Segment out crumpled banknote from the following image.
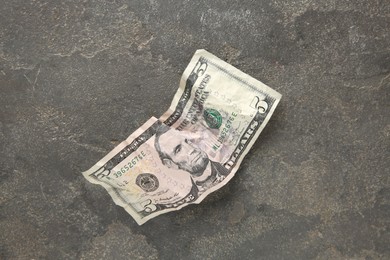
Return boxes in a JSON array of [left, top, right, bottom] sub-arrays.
[[83, 50, 281, 225]]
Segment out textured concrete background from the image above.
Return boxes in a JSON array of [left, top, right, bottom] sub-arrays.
[[1, 0, 389, 259]]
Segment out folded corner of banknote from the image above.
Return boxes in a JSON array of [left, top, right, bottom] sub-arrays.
[[82, 49, 281, 225]]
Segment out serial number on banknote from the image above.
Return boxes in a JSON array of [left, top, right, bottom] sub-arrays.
[[113, 151, 147, 178]]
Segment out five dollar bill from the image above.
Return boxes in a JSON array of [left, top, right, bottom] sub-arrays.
[[83, 49, 281, 225]]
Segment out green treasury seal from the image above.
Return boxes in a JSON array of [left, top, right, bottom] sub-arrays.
[[203, 108, 222, 129]]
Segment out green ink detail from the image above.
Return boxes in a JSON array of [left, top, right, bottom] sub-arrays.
[[203, 108, 222, 129]]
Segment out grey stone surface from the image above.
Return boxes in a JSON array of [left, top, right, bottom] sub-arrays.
[[0, 0, 389, 259]]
